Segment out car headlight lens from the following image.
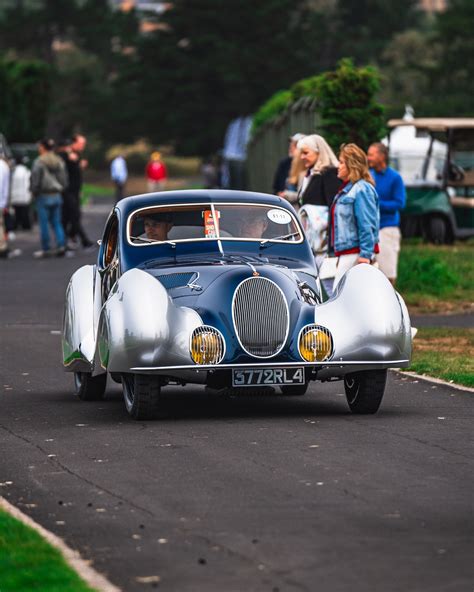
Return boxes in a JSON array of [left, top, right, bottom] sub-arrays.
[[299, 325, 333, 362], [190, 326, 225, 365]]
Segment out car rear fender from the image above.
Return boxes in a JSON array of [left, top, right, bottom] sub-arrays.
[[62, 265, 99, 373]]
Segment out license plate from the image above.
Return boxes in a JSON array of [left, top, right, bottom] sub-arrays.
[[232, 367, 304, 387]]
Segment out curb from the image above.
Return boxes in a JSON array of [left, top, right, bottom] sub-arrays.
[[0, 497, 121, 592], [392, 369, 474, 393]]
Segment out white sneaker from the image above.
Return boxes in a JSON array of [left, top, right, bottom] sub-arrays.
[[411, 327, 418, 339], [33, 250, 52, 259], [7, 248, 22, 258]]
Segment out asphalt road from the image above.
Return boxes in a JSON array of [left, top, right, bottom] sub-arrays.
[[410, 313, 474, 329], [1, 200, 472, 592]]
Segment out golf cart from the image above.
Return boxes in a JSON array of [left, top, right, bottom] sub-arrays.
[[387, 117, 474, 244]]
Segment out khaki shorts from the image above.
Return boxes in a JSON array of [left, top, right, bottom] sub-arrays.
[[376, 226, 401, 280]]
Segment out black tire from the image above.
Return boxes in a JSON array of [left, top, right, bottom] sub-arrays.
[[74, 372, 107, 401], [122, 373, 161, 420], [344, 370, 387, 414], [280, 383, 309, 396], [426, 215, 447, 245]]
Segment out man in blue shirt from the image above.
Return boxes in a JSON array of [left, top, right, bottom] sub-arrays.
[[368, 142, 406, 286], [110, 154, 128, 204]]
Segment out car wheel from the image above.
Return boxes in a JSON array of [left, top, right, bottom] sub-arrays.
[[122, 373, 161, 420], [426, 215, 447, 244], [74, 372, 107, 401], [280, 383, 309, 396], [344, 370, 387, 414]]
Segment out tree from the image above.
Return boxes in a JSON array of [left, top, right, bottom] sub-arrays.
[[379, 29, 438, 118], [132, 0, 318, 155], [334, 0, 421, 64], [0, 0, 139, 143], [316, 58, 386, 149], [430, 0, 474, 115], [0, 56, 51, 141]]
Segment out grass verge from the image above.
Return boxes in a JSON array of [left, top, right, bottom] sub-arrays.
[[0, 509, 96, 592], [405, 327, 474, 387], [82, 183, 114, 204], [398, 239, 474, 314]]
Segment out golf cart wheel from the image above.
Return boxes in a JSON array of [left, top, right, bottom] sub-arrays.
[[426, 215, 448, 245]]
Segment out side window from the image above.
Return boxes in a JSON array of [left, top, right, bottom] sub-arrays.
[[103, 216, 119, 268]]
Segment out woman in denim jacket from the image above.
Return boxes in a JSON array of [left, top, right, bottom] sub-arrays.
[[329, 143, 380, 289]]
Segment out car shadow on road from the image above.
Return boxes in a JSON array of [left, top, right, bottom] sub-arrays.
[[55, 383, 411, 423]]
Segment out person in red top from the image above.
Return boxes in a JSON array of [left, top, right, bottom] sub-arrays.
[[146, 151, 168, 192]]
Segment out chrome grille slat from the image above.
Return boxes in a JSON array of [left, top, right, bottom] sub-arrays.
[[233, 277, 289, 357]]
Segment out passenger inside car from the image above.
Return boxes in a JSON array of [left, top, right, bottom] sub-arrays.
[[237, 213, 269, 239]]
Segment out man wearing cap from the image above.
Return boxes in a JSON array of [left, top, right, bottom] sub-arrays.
[[142, 213, 173, 242], [272, 133, 305, 196]]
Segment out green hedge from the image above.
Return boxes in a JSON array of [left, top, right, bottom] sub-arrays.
[[252, 58, 386, 150]]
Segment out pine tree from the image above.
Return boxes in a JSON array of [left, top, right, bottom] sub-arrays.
[[134, 0, 316, 154]]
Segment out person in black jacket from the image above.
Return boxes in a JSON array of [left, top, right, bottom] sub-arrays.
[[297, 134, 341, 206], [57, 136, 94, 250], [272, 133, 305, 195]]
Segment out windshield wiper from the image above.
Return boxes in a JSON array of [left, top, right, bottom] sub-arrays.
[[130, 236, 176, 247], [260, 232, 300, 247], [131, 235, 154, 243]]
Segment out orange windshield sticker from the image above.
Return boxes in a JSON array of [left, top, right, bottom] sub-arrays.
[[203, 210, 219, 238]]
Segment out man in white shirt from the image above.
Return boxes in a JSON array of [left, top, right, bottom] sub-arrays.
[[110, 154, 128, 204]]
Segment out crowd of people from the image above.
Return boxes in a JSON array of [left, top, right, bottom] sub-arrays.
[[1, 129, 405, 293], [0, 139, 173, 260], [273, 133, 406, 290], [0, 134, 94, 259]]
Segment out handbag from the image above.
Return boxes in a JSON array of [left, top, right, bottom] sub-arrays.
[[298, 204, 329, 253]]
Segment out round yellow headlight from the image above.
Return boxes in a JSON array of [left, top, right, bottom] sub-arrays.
[[190, 326, 225, 365], [299, 325, 333, 362]]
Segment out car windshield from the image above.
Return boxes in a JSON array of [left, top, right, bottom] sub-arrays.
[[128, 203, 302, 245]]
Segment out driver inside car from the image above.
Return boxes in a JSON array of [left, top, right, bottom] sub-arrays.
[[238, 213, 269, 239], [142, 213, 173, 242]]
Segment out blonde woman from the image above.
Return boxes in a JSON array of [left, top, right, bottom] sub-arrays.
[[329, 143, 380, 289], [297, 134, 341, 206], [282, 148, 306, 205]]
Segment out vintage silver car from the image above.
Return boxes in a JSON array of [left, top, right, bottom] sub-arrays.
[[62, 190, 412, 419]]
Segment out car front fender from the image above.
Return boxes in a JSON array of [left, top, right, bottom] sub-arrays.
[[98, 268, 202, 372], [314, 264, 412, 378]]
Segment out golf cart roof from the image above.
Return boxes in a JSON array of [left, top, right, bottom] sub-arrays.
[[388, 118, 474, 131]]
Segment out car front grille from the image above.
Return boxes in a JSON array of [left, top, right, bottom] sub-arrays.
[[232, 277, 289, 357]]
